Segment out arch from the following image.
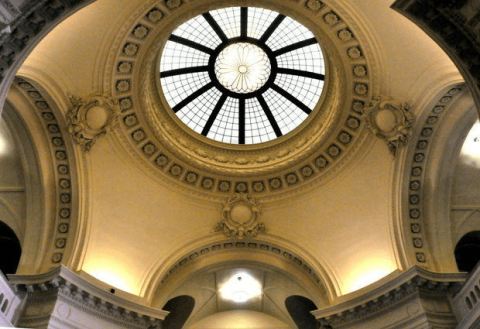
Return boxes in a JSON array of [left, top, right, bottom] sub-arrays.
[[396, 85, 475, 272], [162, 295, 195, 329], [455, 231, 480, 273], [285, 295, 318, 329], [0, 221, 21, 274], [145, 238, 335, 308]]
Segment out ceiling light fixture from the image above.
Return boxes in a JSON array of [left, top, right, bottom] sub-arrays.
[[219, 272, 262, 303]]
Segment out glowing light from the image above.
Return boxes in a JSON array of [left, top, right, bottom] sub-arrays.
[[215, 43, 271, 94], [219, 272, 262, 303], [84, 264, 136, 294], [349, 269, 393, 292], [460, 120, 480, 167], [0, 135, 7, 156]]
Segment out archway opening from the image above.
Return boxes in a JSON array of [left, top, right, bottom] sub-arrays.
[[285, 295, 318, 329], [0, 221, 21, 274], [455, 231, 480, 272], [162, 295, 195, 329]]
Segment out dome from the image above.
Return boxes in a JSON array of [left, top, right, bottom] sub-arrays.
[[0, 0, 479, 328]]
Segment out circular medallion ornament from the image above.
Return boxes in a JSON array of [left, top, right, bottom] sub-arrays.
[[215, 43, 271, 93], [215, 194, 264, 239], [160, 6, 325, 144]]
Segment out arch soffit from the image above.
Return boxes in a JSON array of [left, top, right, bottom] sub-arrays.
[[393, 82, 473, 273], [143, 237, 338, 308], [6, 77, 84, 273]]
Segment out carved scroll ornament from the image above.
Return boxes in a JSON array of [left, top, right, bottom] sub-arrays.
[[365, 97, 414, 156], [215, 194, 265, 239], [67, 94, 120, 151]]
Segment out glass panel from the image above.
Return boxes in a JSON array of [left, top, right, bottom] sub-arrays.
[[208, 97, 239, 143], [245, 97, 277, 144], [263, 88, 309, 135], [247, 7, 279, 39], [173, 15, 222, 50], [275, 73, 324, 110], [176, 87, 223, 134], [210, 7, 241, 39], [160, 41, 210, 72], [161, 71, 211, 107], [266, 16, 314, 51], [276, 43, 325, 75]]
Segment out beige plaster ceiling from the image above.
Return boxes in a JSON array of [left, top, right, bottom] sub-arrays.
[[10, 0, 465, 316]]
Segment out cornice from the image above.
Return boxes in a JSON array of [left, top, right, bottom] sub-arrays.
[[9, 266, 168, 328], [0, 0, 93, 90], [103, 0, 375, 202], [313, 266, 466, 328], [391, 0, 480, 113]]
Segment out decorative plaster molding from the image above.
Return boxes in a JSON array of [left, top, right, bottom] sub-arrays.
[[0, 0, 20, 24], [402, 87, 462, 267], [313, 266, 466, 328], [215, 194, 264, 239], [158, 240, 326, 296], [365, 97, 414, 156], [105, 0, 373, 200], [0, 0, 91, 85], [67, 94, 120, 151], [14, 78, 76, 269], [9, 266, 167, 329], [392, 0, 480, 114]]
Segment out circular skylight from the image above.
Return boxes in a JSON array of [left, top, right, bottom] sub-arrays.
[[160, 7, 325, 144]]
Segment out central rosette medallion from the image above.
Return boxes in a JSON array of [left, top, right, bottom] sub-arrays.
[[214, 43, 271, 94]]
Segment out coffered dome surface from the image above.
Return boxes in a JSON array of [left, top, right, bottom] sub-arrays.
[[104, 0, 375, 201]]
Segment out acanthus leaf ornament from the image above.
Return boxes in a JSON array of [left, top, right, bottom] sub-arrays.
[[365, 97, 415, 156], [215, 194, 265, 239], [67, 94, 121, 151]]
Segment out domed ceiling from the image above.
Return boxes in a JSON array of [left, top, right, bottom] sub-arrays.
[[9, 0, 465, 321]]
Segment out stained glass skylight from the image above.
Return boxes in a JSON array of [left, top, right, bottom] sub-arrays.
[[160, 6, 325, 145]]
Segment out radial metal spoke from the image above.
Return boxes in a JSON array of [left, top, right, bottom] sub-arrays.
[[273, 38, 317, 57], [277, 68, 324, 80], [202, 94, 228, 136], [169, 34, 214, 55], [259, 14, 286, 43], [257, 95, 282, 137], [202, 12, 228, 42], [173, 82, 215, 113], [241, 7, 248, 38], [161, 66, 209, 78], [239, 98, 245, 144], [271, 84, 312, 115]]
